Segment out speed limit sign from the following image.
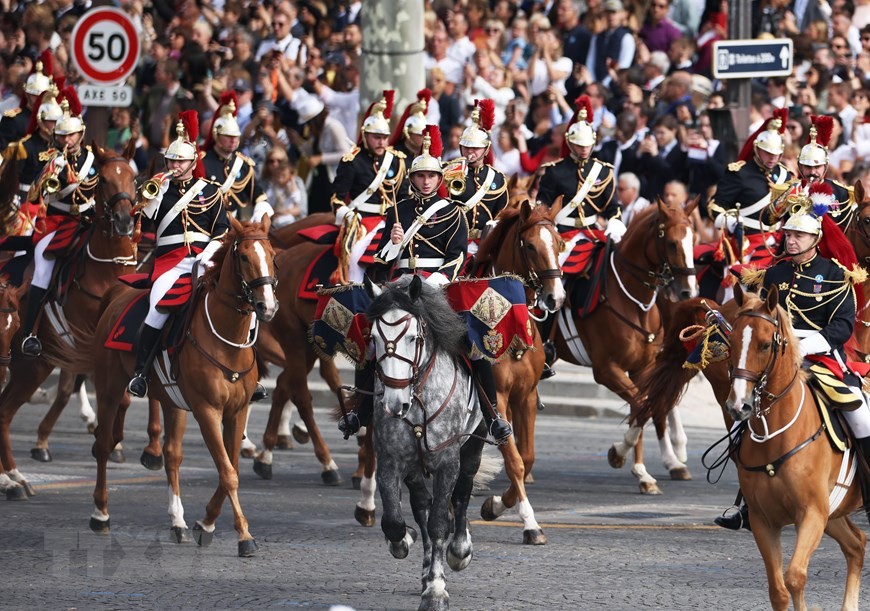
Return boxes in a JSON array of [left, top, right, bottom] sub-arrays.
[[71, 7, 140, 86]]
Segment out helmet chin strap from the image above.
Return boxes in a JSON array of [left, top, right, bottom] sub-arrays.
[[169, 157, 196, 180]]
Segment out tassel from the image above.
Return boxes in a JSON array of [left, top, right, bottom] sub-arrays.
[[740, 266, 766, 288]]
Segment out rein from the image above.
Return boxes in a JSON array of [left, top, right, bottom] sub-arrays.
[[96, 157, 136, 239], [0, 302, 15, 366]]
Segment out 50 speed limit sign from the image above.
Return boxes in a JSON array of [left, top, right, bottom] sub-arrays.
[[71, 7, 140, 86]]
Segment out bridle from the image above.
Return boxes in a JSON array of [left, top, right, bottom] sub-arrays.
[[517, 217, 562, 321], [218, 233, 279, 316], [373, 313, 431, 395], [617, 213, 696, 293], [95, 157, 136, 239]]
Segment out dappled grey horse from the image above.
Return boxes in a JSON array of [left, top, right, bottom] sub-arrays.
[[366, 275, 486, 611]]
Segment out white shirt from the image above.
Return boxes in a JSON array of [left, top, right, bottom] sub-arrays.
[[529, 56, 573, 97], [255, 33, 307, 64], [424, 55, 464, 85], [447, 36, 476, 66], [317, 85, 360, 141], [622, 196, 651, 225]]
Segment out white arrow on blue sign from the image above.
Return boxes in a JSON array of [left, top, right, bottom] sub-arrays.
[[712, 38, 793, 80]]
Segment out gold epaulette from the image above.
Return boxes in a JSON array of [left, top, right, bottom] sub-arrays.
[[3, 108, 21, 118], [388, 146, 406, 159], [342, 147, 360, 162], [593, 159, 614, 168], [740, 266, 766, 288], [540, 160, 559, 168], [38, 149, 52, 162], [832, 259, 868, 285], [728, 160, 746, 172], [237, 152, 255, 166]]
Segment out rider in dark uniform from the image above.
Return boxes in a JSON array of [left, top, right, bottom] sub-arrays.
[[20, 87, 97, 356], [388, 88, 431, 163], [536, 95, 621, 379], [338, 125, 513, 444], [329, 90, 407, 284], [0, 50, 54, 151], [445, 98, 509, 255], [201, 91, 273, 223], [716, 204, 870, 530], [127, 112, 230, 398]]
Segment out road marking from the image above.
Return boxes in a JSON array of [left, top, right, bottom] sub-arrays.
[[34, 475, 164, 491], [471, 520, 720, 531]]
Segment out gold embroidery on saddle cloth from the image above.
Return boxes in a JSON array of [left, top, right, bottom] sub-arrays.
[[679, 323, 729, 371], [470, 287, 512, 329]]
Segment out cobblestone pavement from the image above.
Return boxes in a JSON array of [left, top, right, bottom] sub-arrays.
[[1, 385, 867, 610]]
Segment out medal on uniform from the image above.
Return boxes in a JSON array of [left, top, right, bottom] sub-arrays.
[[814, 284, 821, 293]]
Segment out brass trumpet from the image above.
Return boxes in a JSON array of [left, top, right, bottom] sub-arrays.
[[443, 158, 467, 197], [141, 170, 176, 200], [43, 175, 60, 194]]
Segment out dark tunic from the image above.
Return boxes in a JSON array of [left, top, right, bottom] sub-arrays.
[[537, 157, 619, 232], [330, 146, 407, 218], [450, 163, 508, 239], [710, 159, 793, 235], [201, 148, 266, 220]]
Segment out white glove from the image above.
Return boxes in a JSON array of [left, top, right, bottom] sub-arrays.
[[604, 218, 627, 243], [714, 213, 738, 233], [252, 201, 274, 222], [335, 205, 351, 226], [54, 156, 67, 170], [799, 333, 831, 357], [196, 240, 223, 270], [425, 271, 450, 287]]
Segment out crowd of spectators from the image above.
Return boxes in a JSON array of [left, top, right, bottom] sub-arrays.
[[2, 0, 870, 226]]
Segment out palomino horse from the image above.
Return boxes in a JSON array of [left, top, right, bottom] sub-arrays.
[[552, 200, 698, 494], [0, 146, 137, 499], [367, 275, 488, 611], [84, 216, 277, 557]]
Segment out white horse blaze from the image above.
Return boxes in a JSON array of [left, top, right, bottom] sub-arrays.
[[252, 241, 277, 316], [167, 487, 187, 528], [732, 326, 753, 403], [538, 227, 566, 308], [680, 231, 697, 296], [1, 313, 11, 334]]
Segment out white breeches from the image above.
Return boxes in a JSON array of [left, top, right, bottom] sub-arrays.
[[348, 220, 384, 283], [145, 256, 195, 328], [841, 388, 870, 438], [31, 231, 57, 289]]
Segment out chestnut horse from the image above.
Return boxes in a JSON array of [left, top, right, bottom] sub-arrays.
[[85, 216, 277, 556], [0, 147, 137, 499], [552, 200, 699, 494], [845, 182, 870, 353], [0, 282, 22, 389]]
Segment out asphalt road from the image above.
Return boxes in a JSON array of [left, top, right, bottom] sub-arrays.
[[0, 378, 867, 611]]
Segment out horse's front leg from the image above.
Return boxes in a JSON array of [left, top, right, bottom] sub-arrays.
[[405, 470, 432, 590], [825, 515, 866, 611], [140, 397, 164, 471], [376, 453, 413, 559], [748, 507, 789, 611], [448, 434, 485, 571], [783, 510, 828, 611], [162, 405, 189, 543], [354, 428, 377, 527], [421, 454, 459, 611]]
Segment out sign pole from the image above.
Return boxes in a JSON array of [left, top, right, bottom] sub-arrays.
[[728, 0, 752, 141]]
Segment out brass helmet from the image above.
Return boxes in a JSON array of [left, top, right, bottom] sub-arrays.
[[782, 212, 822, 236], [459, 99, 494, 149], [410, 125, 444, 175], [402, 89, 431, 140], [361, 90, 394, 136], [783, 181, 837, 236], [798, 115, 833, 168], [54, 86, 85, 136], [36, 84, 63, 125], [24, 51, 53, 97], [565, 95, 596, 147], [212, 100, 241, 138], [164, 111, 199, 161], [753, 109, 787, 156]]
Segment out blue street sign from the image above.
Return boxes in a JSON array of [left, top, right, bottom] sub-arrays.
[[712, 39, 793, 79]]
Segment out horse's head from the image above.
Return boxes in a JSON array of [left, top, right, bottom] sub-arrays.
[[507, 175, 535, 209], [93, 143, 137, 237], [851, 181, 870, 265], [0, 282, 23, 387], [366, 275, 467, 418], [626, 199, 698, 302], [725, 285, 796, 421], [223, 215, 279, 322], [515, 200, 566, 313]]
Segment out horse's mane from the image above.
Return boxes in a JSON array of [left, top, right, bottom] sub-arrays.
[[738, 292, 802, 366], [475, 204, 550, 271], [367, 276, 468, 360]]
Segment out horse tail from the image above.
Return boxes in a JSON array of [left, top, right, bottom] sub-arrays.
[[632, 298, 715, 427], [473, 446, 504, 493]]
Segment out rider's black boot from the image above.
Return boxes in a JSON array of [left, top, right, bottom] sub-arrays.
[[539, 315, 556, 380], [251, 383, 268, 402], [472, 359, 512, 444], [338, 360, 375, 437], [714, 502, 751, 531], [20, 286, 47, 357], [127, 324, 162, 398]]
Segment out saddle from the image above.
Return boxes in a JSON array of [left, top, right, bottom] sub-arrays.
[[565, 238, 610, 319], [50, 223, 93, 305]]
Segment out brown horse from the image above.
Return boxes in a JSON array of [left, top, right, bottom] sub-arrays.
[[552, 200, 699, 494], [0, 146, 137, 499], [85, 215, 277, 556], [0, 282, 22, 388], [845, 182, 870, 353], [728, 287, 864, 610]]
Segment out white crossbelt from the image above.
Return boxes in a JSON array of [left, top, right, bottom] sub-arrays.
[[220, 155, 246, 194], [554, 161, 603, 228], [459, 167, 494, 211], [739, 170, 788, 217], [56, 150, 95, 199], [51, 198, 95, 214], [156, 179, 208, 241], [348, 151, 394, 212], [379, 198, 452, 262]]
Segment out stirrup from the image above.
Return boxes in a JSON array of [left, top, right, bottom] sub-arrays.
[[338, 412, 362, 439], [489, 416, 513, 445], [714, 505, 750, 531], [540, 363, 556, 380], [127, 373, 148, 398], [251, 383, 267, 402], [20, 335, 42, 357]]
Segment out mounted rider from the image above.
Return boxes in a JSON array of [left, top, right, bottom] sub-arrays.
[[337, 125, 513, 444], [769, 115, 857, 232], [127, 111, 230, 398], [20, 86, 98, 357], [446, 98, 508, 258], [716, 195, 870, 530], [0, 50, 55, 151], [201, 91, 273, 223], [709, 108, 793, 267], [536, 94, 620, 378], [329, 90, 407, 284], [388, 88, 432, 162]]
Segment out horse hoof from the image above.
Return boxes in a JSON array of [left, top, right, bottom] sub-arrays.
[[669, 467, 692, 481], [321, 469, 342, 486], [170, 526, 191, 543], [480, 497, 498, 521], [87, 423, 96, 435], [607, 445, 626, 469], [354, 506, 375, 527], [30, 447, 52, 463], [5, 486, 28, 501], [192, 523, 214, 547], [524, 472, 535, 484], [253, 459, 272, 480], [23, 482, 36, 497], [109, 449, 126, 464], [639, 482, 662, 495], [447, 547, 473, 572], [351, 476, 361, 490], [292, 425, 310, 445], [275, 435, 294, 450], [523, 529, 547, 545], [240, 447, 256, 459], [238, 539, 259, 557], [140, 451, 163, 471], [89, 517, 110, 533]]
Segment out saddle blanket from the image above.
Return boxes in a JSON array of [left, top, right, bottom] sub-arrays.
[[39, 215, 85, 256], [310, 283, 372, 367], [104, 292, 149, 352], [299, 246, 339, 301]]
